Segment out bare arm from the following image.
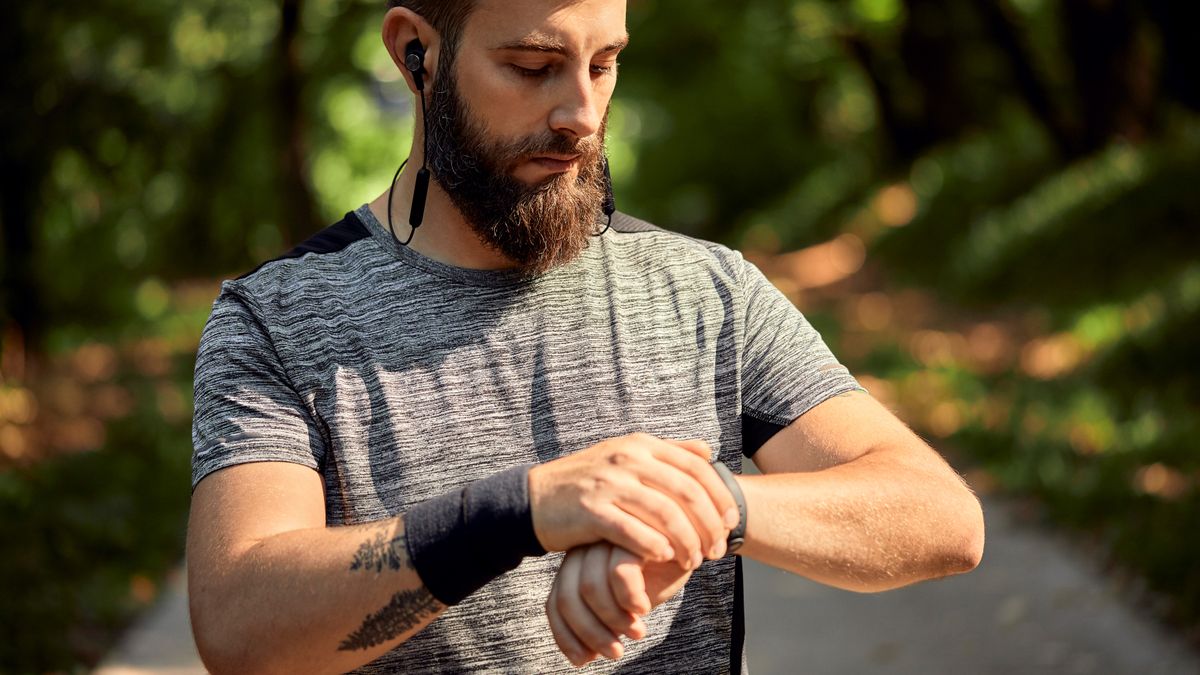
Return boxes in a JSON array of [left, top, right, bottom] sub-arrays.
[[187, 434, 735, 673], [738, 390, 985, 592], [186, 462, 444, 675], [543, 391, 985, 667]]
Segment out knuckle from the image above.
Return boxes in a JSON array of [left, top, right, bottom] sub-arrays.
[[608, 520, 642, 547], [612, 567, 637, 591], [679, 483, 706, 507], [673, 521, 700, 545], [596, 606, 620, 625], [605, 449, 630, 466], [647, 501, 675, 524], [555, 589, 573, 614], [688, 452, 713, 472], [581, 477, 614, 506], [606, 517, 630, 538]]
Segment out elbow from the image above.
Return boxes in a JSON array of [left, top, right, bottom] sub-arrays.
[[191, 597, 248, 675], [941, 491, 985, 575], [190, 589, 277, 675], [193, 627, 277, 675]]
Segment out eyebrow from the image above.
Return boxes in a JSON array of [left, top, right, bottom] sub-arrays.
[[492, 33, 629, 57]]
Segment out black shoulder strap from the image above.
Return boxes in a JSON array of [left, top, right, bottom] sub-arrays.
[[237, 212, 371, 280]]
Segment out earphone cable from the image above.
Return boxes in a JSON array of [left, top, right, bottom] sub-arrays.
[[386, 158, 414, 246]]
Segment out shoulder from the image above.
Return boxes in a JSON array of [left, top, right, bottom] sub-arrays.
[[217, 210, 381, 316], [604, 211, 746, 282], [235, 210, 375, 286]]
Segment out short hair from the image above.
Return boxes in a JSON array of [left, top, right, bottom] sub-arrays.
[[386, 1, 476, 52]]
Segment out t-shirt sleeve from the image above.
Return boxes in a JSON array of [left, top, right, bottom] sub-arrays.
[[190, 285, 326, 490], [738, 256, 862, 457]]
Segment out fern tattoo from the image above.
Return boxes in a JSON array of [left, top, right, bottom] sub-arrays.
[[338, 588, 442, 651], [349, 531, 414, 573]]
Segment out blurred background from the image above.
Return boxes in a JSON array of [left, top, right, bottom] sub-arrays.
[[2, 0, 1198, 671]]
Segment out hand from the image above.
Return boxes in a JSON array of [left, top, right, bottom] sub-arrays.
[[529, 433, 738, 569], [546, 542, 695, 667]]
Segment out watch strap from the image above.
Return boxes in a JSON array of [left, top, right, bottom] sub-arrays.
[[712, 461, 747, 553]]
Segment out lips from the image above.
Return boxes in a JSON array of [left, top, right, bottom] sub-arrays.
[[529, 154, 581, 172]]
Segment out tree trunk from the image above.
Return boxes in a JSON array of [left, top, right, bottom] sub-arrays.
[[1145, 0, 1200, 112], [278, 0, 320, 246], [974, 0, 1081, 158], [1062, 0, 1156, 151], [0, 3, 47, 371], [898, 0, 973, 154]]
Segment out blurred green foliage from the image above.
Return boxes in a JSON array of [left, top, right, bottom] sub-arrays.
[[2, 0, 1199, 669]]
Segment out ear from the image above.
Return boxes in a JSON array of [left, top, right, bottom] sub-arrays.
[[382, 7, 442, 95]]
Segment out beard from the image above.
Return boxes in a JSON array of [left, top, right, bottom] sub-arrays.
[[422, 61, 608, 276]]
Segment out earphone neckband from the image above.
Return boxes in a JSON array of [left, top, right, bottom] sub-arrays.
[[386, 39, 617, 247]]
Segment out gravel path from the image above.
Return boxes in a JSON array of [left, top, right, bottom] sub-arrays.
[[96, 496, 1199, 674], [743, 495, 1198, 675]]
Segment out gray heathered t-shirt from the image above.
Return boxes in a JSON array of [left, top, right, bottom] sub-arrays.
[[191, 204, 860, 674]]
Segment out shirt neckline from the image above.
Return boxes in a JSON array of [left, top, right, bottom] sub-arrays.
[[354, 203, 550, 289]]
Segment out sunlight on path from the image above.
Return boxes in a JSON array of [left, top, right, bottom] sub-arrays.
[[96, 497, 1199, 674], [744, 495, 1199, 675], [94, 569, 205, 675]]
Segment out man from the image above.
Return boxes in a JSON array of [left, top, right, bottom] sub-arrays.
[[186, 0, 985, 672]]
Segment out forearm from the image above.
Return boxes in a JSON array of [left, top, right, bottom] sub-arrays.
[[188, 436, 735, 672], [736, 446, 984, 592], [189, 516, 444, 674]]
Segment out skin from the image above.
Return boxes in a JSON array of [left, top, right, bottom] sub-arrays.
[[188, 0, 985, 671], [187, 434, 732, 673], [188, 3, 740, 673], [366, 0, 625, 272], [547, 390, 986, 667]]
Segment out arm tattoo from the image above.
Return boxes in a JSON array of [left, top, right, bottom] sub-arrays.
[[338, 588, 443, 651], [350, 531, 415, 572]]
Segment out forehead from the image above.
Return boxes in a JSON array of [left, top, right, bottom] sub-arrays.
[[463, 0, 627, 53]]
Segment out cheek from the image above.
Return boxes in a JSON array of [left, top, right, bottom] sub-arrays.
[[457, 65, 546, 136]]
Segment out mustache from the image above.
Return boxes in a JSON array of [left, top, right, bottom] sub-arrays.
[[496, 131, 605, 171]]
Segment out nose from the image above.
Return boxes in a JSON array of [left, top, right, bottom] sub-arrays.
[[548, 65, 604, 140]]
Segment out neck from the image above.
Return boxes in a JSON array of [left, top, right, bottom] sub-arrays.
[[368, 150, 519, 271]]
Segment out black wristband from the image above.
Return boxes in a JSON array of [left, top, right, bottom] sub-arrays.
[[404, 464, 547, 606], [712, 461, 747, 553]]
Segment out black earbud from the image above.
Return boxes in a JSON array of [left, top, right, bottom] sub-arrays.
[[404, 39, 426, 92], [388, 39, 432, 246]]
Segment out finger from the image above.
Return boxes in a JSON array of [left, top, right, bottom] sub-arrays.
[[546, 569, 599, 668], [671, 438, 714, 460], [580, 544, 643, 640], [612, 482, 705, 569], [609, 546, 652, 617], [594, 504, 676, 563], [626, 455, 725, 565], [556, 546, 624, 660], [652, 438, 740, 551], [660, 439, 735, 523]]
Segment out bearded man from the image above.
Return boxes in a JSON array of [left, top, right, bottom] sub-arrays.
[[186, 1, 985, 672]]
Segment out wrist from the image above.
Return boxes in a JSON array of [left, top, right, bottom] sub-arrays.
[[526, 462, 552, 552], [404, 464, 547, 606], [711, 462, 747, 553]]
